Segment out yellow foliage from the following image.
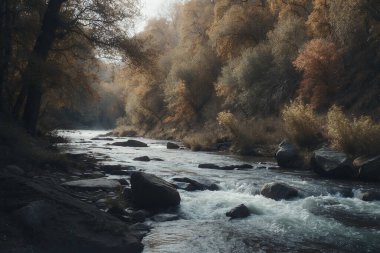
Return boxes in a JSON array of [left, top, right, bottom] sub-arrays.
[[282, 100, 323, 148], [327, 106, 380, 156]]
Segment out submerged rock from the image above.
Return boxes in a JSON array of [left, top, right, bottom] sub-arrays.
[[112, 140, 148, 148], [167, 142, 180, 149], [354, 155, 380, 181], [261, 182, 298, 200], [130, 172, 181, 210], [152, 213, 179, 222], [133, 156, 151, 162], [62, 178, 121, 190], [171, 177, 219, 191], [198, 163, 253, 170], [91, 137, 114, 141], [100, 165, 136, 176], [226, 204, 250, 219], [310, 147, 356, 179], [276, 140, 302, 169]]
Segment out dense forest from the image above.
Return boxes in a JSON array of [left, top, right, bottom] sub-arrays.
[[113, 0, 380, 155]]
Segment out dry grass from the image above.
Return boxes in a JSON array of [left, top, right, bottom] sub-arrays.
[[327, 105, 380, 156], [217, 111, 283, 153], [282, 100, 324, 149], [183, 130, 226, 151]]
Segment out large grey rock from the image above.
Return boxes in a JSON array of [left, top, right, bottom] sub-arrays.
[[0, 174, 143, 253], [310, 147, 356, 179], [354, 155, 380, 181], [167, 142, 180, 149], [62, 178, 121, 190], [226, 204, 250, 219], [112, 140, 148, 147], [261, 182, 298, 201], [130, 172, 181, 210], [276, 140, 302, 168]]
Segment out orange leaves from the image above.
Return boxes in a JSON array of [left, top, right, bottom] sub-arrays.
[[293, 39, 343, 108]]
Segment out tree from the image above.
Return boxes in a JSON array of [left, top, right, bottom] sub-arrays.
[[293, 39, 343, 108], [12, 0, 141, 133]]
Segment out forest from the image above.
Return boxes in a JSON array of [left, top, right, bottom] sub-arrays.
[[114, 0, 380, 156], [1, 1, 380, 253]]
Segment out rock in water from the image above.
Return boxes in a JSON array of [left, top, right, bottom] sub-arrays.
[[171, 177, 219, 191], [167, 142, 180, 149], [310, 147, 356, 179], [261, 182, 298, 200], [276, 140, 302, 169], [62, 178, 121, 190], [226, 204, 250, 219], [133, 156, 151, 162], [361, 191, 380, 201], [130, 172, 181, 210], [112, 140, 148, 147], [353, 155, 380, 181]]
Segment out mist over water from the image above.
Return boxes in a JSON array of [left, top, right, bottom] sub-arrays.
[[58, 130, 380, 253]]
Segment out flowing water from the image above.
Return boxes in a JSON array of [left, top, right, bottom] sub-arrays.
[[58, 130, 380, 253]]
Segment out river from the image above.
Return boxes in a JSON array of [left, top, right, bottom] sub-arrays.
[[57, 130, 380, 253]]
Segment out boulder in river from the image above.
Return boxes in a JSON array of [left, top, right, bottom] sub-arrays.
[[112, 140, 148, 148], [62, 178, 121, 191], [353, 155, 380, 181], [310, 147, 356, 179], [276, 140, 302, 169], [226, 204, 250, 219], [361, 191, 380, 201], [171, 177, 219, 191], [167, 142, 180, 149], [261, 182, 298, 200], [130, 172, 181, 210], [133, 156, 151, 162]]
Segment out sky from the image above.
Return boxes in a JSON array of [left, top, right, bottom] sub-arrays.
[[135, 0, 182, 32]]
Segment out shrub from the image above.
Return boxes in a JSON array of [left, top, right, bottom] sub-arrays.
[[282, 100, 323, 149], [327, 106, 380, 156], [217, 111, 283, 154]]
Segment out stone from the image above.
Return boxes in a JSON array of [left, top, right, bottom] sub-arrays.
[[151, 213, 179, 222], [167, 142, 180, 149], [62, 178, 121, 190], [130, 172, 181, 210], [171, 177, 219, 191], [353, 155, 380, 181], [310, 147, 356, 179], [112, 140, 148, 147], [226, 204, 250, 219], [361, 191, 380, 201], [276, 140, 302, 169], [261, 182, 298, 201], [133, 156, 151, 162]]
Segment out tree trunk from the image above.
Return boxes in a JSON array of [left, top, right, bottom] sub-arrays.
[[0, 0, 12, 110], [16, 0, 67, 133]]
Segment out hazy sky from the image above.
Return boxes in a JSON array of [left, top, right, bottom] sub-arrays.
[[136, 0, 181, 32]]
